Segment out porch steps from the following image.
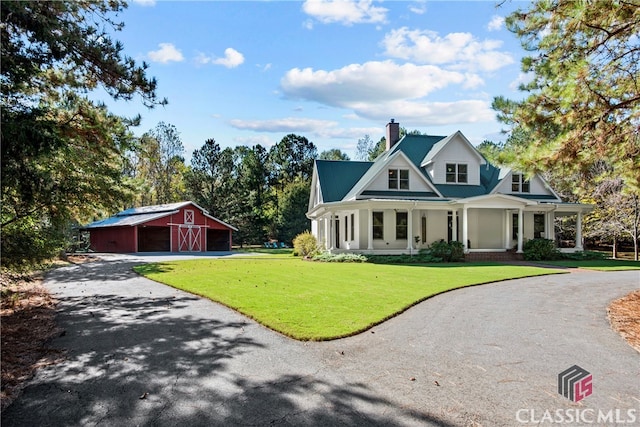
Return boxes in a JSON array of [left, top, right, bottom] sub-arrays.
[[464, 251, 524, 262]]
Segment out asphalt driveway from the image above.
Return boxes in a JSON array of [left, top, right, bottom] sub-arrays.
[[2, 254, 639, 426]]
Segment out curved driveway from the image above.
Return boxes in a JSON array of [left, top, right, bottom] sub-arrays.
[[2, 254, 639, 426]]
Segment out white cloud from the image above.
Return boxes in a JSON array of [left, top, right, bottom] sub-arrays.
[[229, 117, 337, 133], [278, 60, 495, 127], [381, 27, 513, 72], [462, 73, 485, 89], [195, 52, 212, 65], [196, 48, 245, 68], [229, 117, 381, 142], [233, 135, 276, 148], [302, 0, 388, 26], [408, 1, 427, 15], [147, 43, 184, 63], [214, 48, 245, 68], [356, 99, 495, 126], [281, 60, 467, 107], [132, 0, 156, 6], [487, 15, 505, 32], [509, 72, 535, 91]]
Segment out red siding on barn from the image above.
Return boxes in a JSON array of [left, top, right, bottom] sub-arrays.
[[90, 226, 137, 253], [87, 202, 236, 253]]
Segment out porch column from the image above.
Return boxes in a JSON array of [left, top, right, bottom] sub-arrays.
[[321, 215, 329, 250], [462, 206, 468, 253], [517, 208, 524, 253], [367, 208, 373, 250], [546, 211, 554, 240], [452, 209, 458, 241], [323, 215, 329, 250], [328, 211, 335, 251], [575, 211, 583, 250], [504, 210, 511, 249], [407, 208, 413, 251]]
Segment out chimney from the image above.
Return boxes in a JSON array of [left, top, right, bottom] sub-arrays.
[[386, 118, 400, 151]]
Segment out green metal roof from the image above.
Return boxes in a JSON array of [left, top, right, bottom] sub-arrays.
[[360, 190, 440, 199], [315, 160, 372, 202], [389, 134, 446, 165], [515, 194, 560, 200], [314, 133, 518, 203], [434, 184, 488, 198]]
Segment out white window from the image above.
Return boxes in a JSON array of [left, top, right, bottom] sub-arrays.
[[396, 212, 408, 240], [184, 209, 194, 224], [388, 169, 409, 190], [350, 213, 354, 241], [512, 174, 530, 193], [446, 163, 467, 183], [373, 212, 384, 239]]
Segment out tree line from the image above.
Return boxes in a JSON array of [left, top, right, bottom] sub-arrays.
[[2, 0, 638, 268], [127, 122, 330, 248]]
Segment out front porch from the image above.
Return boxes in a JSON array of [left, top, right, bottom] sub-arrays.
[[311, 197, 592, 256]]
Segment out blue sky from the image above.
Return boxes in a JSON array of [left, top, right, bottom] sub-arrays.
[[105, 0, 532, 160]]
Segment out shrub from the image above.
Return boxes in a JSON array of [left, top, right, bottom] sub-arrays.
[[292, 231, 320, 258], [424, 240, 465, 262], [523, 238, 561, 261], [311, 252, 367, 263], [448, 241, 465, 262]]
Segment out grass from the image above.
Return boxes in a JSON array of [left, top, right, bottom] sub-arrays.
[[541, 259, 640, 271], [134, 259, 566, 341], [233, 247, 294, 256]]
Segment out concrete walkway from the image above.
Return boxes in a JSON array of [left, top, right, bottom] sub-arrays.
[[2, 255, 639, 426]]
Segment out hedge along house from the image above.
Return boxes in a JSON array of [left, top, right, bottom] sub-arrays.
[[307, 120, 593, 256], [85, 201, 237, 253]]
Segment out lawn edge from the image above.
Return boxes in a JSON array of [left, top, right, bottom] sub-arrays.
[[133, 263, 567, 342]]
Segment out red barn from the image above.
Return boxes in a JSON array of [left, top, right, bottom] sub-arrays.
[[85, 201, 237, 253]]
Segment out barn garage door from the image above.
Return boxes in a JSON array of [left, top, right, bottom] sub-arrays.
[[207, 229, 230, 251], [178, 226, 202, 252], [138, 227, 170, 252]]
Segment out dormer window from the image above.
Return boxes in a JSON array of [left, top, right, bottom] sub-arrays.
[[512, 174, 530, 193], [389, 169, 409, 190], [446, 163, 467, 183]]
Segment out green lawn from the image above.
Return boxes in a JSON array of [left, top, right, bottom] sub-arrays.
[[134, 259, 565, 341], [541, 259, 640, 271]]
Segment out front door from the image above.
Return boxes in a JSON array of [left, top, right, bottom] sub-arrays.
[[178, 226, 202, 252]]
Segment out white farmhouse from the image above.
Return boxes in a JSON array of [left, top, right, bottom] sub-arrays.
[[307, 120, 592, 258]]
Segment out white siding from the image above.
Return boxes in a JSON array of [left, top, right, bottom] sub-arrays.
[[523, 212, 536, 241], [493, 173, 557, 198], [430, 136, 482, 185], [426, 210, 448, 244], [469, 209, 504, 249], [366, 157, 434, 192], [338, 210, 360, 250], [358, 209, 369, 249]]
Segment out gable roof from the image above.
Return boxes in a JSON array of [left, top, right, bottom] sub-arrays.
[[434, 161, 502, 198], [491, 167, 562, 201], [310, 131, 555, 205], [342, 148, 443, 200], [389, 134, 446, 165], [315, 160, 373, 203], [421, 131, 485, 167], [84, 201, 238, 231]]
